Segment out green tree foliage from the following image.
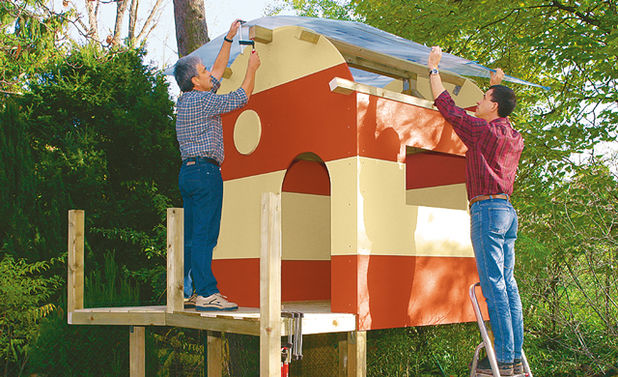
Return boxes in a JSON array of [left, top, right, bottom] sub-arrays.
[[84, 251, 140, 308], [154, 329, 205, 377], [27, 319, 138, 377], [2, 1, 182, 374], [288, 0, 617, 176], [20, 45, 178, 291], [283, 1, 617, 375], [0, 255, 60, 376], [0, 99, 38, 256], [26, 254, 160, 377], [1, 42, 179, 373], [515, 158, 618, 375], [367, 325, 479, 376], [0, 0, 69, 94]]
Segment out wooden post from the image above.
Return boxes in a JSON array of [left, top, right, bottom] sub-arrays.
[[260, 193, 281, 377], [167, 208, 184, 313], [129, 326, 145, 377], [206, 331, 223, 377], [67, 210, 84, 323], [347, 331, 367, 377], [338, 333, 348, 377]]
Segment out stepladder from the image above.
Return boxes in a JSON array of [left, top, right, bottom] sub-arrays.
[[469, 283, 533, 377]]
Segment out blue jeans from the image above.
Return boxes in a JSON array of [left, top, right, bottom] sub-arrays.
[[470, 198, 523, 364], [179, 158, 222, 298]]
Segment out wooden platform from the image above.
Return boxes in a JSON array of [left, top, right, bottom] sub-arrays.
[[70, 301, 356, 336], [68, 197, 367, 377]]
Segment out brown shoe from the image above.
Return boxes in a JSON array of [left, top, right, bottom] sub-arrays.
[[476, 357, 514, 376], [513, 359, 523, 375]]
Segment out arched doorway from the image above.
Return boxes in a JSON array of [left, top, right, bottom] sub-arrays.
[[280, 153, 331, 303]]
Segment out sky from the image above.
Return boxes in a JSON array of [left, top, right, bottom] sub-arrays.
[[49, 0, 294, 70], [47, 0, 616, 161], [59, 0, 296, 95], [146, 0, 293, 69]]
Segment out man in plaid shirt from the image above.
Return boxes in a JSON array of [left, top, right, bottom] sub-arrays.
[[428, 47, 525, 376], [173, 20, 261, 311]]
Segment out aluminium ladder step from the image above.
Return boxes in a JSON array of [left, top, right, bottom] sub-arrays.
[[469, 282, 533, 377]]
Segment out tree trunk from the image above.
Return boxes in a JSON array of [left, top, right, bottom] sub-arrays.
[[173, 0, 209, 58], [112, 0, 129, 45], [85, 0, 99, 41], [128, 0, 139, 42]]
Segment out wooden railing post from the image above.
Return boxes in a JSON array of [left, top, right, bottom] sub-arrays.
[[338, 333, 348, 377], [129, 326, 145, 377], [347, 330, 367, 377], [67, 209, 84, 324], [167, 208, 184, 313], [206, 331, 223, 377], [260, 193, 282, 377]]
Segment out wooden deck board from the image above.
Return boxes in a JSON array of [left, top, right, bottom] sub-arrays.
[[69, 301, 356, 335]]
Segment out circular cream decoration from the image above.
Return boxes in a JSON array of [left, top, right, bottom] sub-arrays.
[[233, 109, 262, 155]]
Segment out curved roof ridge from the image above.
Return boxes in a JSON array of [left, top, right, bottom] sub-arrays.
[[166, 15, 548, 90]]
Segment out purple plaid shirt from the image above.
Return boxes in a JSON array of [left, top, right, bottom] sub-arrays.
[[434, 90, 524, 200], [176, 76, 248, 164]]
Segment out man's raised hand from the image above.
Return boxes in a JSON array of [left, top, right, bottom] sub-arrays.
[[428, 46, 442, 69], [226, 19, 243, 40], [490, 68, 505, 86], [248, 50, 261, 71]]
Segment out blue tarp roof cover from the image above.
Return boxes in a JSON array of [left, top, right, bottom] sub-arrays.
[[166, 16, 547, 90]]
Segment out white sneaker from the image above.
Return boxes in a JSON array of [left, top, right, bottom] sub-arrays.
[[195, 293, 238, 311], [184, 293, 197, 309]]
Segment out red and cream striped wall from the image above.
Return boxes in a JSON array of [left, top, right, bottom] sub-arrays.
[[208, 25, 488, 331]]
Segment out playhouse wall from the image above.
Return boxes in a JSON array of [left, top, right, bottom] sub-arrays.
[[331, 255, 481, 330], [209, 24, 357, 305], [207, 28, 486, 327], [212, 62, 354, 306], [324, 90, 483, 329], [327, 155, 481, 330], [383, 74, 483, 110], [406, 151, 468, 210], [220, 64, 357, 182], [218, 26, 349, 96], [212, 169, 332, 307]]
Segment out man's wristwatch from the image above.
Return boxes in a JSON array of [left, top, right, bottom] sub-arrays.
[[429, 68, 439, 75], [224, 36, 233, 43]]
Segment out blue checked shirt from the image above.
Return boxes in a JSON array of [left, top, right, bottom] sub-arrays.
[[176, 76, 248, 164]]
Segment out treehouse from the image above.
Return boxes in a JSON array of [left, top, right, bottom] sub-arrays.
[[68, 16, 542, 376]]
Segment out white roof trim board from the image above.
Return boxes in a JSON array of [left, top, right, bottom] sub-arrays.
[[165, 16, 548, 90]]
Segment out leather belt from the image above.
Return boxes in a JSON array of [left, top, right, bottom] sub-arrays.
[[184, 156, 220, 167], [469, 194, 509, 208]]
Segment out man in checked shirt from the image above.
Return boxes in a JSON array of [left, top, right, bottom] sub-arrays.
[[428, 46, 525, 376], [173, 20, 260, 311]]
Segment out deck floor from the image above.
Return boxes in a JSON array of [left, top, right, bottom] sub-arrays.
[[69, 301, 356, 336]]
